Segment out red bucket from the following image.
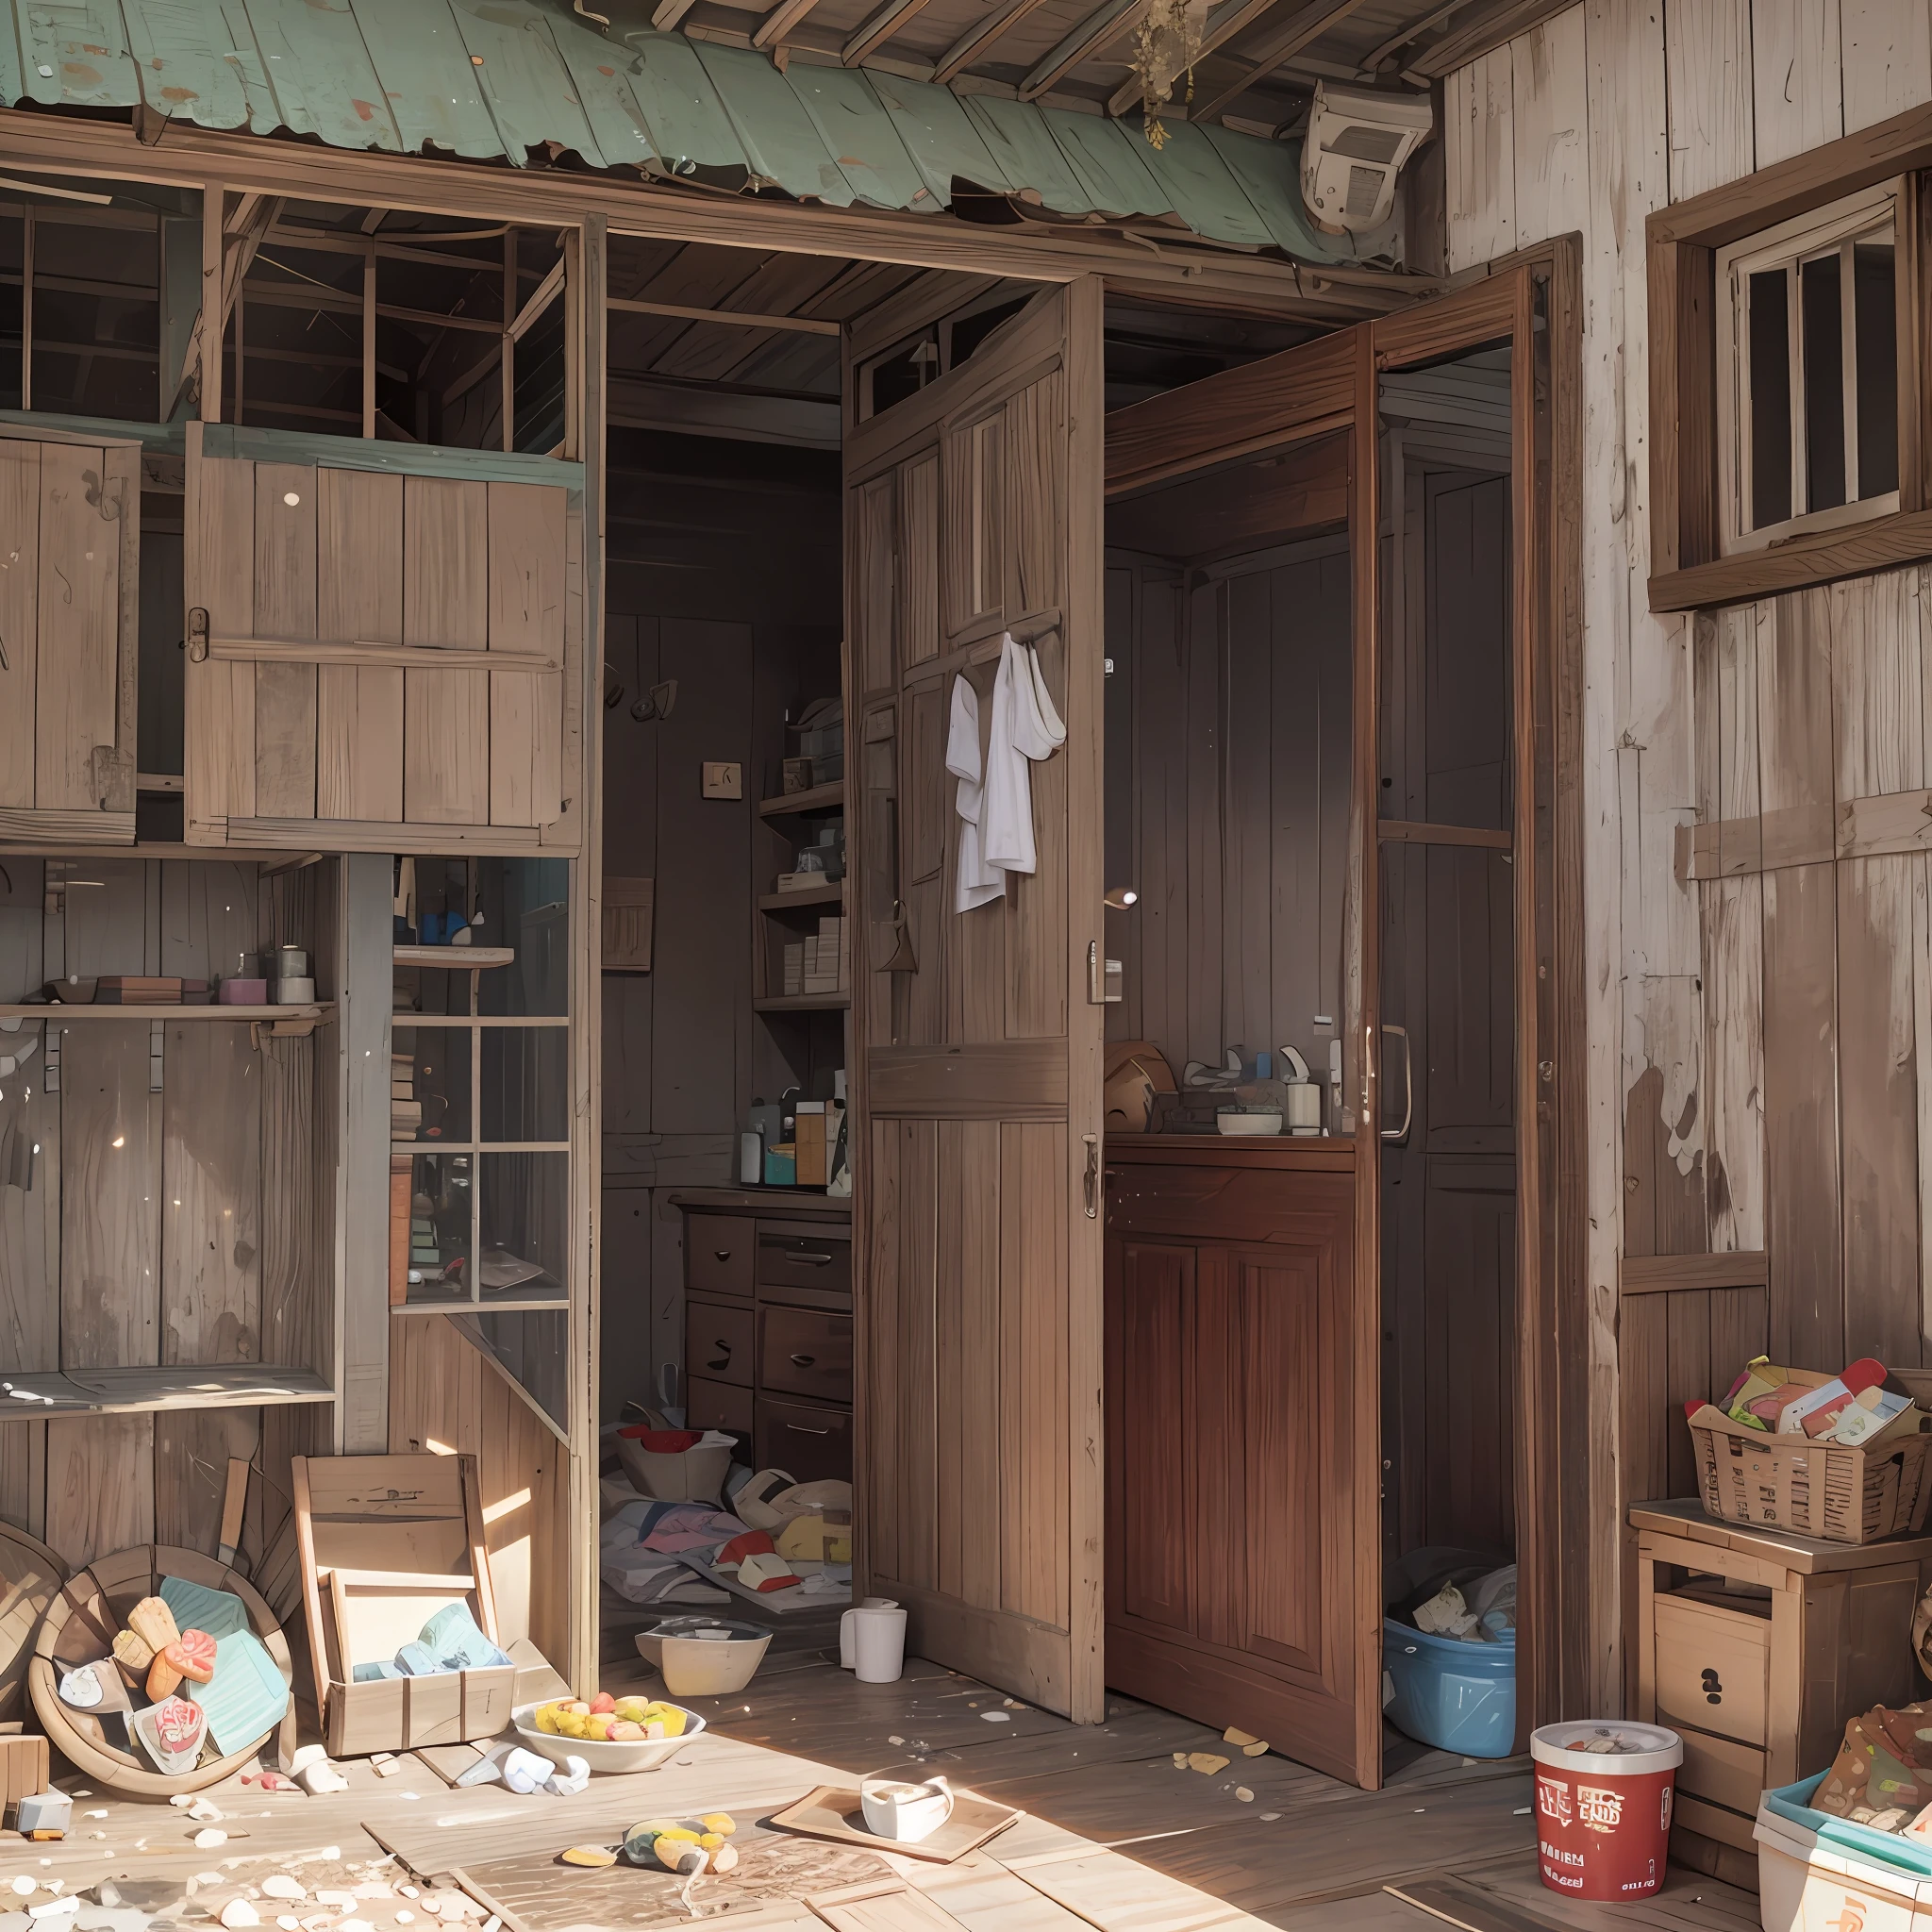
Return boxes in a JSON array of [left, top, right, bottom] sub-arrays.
[[1530, 1722, 1682, 1902]]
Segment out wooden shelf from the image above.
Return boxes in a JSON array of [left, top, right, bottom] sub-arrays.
[[0, 1003, 332, 1023], [391, 1291, 569, 1317], [759, 881, 845, 913], [754, 992, 850, 1012], [758, 780, 844, 818], [394, 945, 516, 969], [0, 1364, 334, 1416]]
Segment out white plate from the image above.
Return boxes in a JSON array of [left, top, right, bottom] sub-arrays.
[[510, 1699, 707, 1775]]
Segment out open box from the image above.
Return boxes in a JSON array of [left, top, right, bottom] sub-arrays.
[[291, 1452, 562, 1757]]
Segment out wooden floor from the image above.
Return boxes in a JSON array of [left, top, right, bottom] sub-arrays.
[[0, 1602, 1760, 1931]]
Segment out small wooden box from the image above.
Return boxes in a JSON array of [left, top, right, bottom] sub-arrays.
[[0, 1727, 48, 1826], [1632, 1499, 1932, 1875], [293, 1452, 549, 1759]]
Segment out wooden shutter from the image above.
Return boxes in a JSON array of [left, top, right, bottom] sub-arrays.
[[0, 429, 140, 841], [183, 425, 579, 854], [846, 282, 1106, 1722]]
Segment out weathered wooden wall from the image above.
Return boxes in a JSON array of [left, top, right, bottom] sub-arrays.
[[597, 463, 842, 1424], [1443, 0, 1932, 1709], [1101, 541, 1353, 1090], [0, 855, 332, 1577]]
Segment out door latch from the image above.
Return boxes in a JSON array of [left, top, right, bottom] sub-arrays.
[[1082, 1133, 1100, 1218], [187, 608, 208, 663], [1086, 941, 1121, 1004]]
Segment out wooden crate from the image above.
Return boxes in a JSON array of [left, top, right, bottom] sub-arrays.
[[1689, 1407, 1932, 1544], [0, 1727, 49, 1825], [291, 1452, 516, 1758], [1631, 1499, 1932, 1872]]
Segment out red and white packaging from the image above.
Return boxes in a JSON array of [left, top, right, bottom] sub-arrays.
[[1531, 1722, 1682, 1903]]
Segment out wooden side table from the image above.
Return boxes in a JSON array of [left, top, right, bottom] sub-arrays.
[[1630, 1499, 1932, 1857]]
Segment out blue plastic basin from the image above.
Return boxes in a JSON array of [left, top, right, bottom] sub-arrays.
[[1382, 1618, 1517, 1758]]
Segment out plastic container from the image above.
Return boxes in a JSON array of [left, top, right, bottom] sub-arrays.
[[633, 1617, 771, 1696], [1758, 1774, 1932, 1929], [1382, 1618, 1517, 1758], [1530, 1722, 1681, 1902]]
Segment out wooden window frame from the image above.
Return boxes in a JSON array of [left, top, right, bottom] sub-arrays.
[[1649, 103, 1932, 612]]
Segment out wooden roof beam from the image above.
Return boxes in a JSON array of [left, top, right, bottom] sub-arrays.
[[933, 0, 1058, 82], [1019, 0, 1149, 101], [1190, 0, 1375, 123], [754, 0, 827, 50], [1105, 0, 1287, 116], [842, 0, 940, 65], [653, 0, 701, 25]]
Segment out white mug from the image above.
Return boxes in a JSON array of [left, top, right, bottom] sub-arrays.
[[840, 1597, 897, 1669], [860, 1773, 953, 1843]]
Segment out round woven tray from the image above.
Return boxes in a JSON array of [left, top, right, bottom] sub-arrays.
[[28, 1544, 294, 1795]]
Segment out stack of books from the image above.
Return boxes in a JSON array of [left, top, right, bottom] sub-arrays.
[[391, 1051, 421, 1140], [781, 917, 849, 996], [408, 1215, 441, 1280]]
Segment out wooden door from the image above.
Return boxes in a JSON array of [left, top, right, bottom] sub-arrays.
[[0, 427, 140, 842], [182, 424, 581, 854], [846, 280, 1106, 1722]]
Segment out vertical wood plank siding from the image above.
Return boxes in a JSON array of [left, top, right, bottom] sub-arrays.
[[1445, 0, 1932, 1714]]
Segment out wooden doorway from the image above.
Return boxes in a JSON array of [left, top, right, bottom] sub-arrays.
[[1096, 246, 1586, 1789]]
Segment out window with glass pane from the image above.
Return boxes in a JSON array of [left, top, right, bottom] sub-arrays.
[[1725, 182, 1900, 551], [395, 856, 571, 1310]]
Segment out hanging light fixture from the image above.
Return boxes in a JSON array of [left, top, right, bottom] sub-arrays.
[[1128, 0, 1208, 150]]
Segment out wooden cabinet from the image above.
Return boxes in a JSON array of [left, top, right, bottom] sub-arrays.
[[1104, 1139, 1362, 1785], [675, 1191, 851, 1486], [182, 426, 582, 855], [0, 428, 141, 841], [1631, 1500, 1932, 1860]]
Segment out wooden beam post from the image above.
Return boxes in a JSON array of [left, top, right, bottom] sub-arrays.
[[200, 182, 222, 422]]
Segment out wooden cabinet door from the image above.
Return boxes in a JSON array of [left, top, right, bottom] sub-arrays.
[[0, 428, 140, 841], [848, 281, 1106, 1721], [182, 425, 580, 854], [1104, 1161, 1361, 1783]]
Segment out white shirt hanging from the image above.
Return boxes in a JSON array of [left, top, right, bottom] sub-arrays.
[[946, 674, 1005, 911], [947, 635, 1065, 912], [981, 634, 1065, 874]]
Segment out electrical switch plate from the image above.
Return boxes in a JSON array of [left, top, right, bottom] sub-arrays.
[[702, 762, 743, 800]]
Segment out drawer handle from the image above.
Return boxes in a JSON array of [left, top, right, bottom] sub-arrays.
[[785, 1423, 831, 1436], [707, 1341, 733, 1370], [787, 1252, 834, 1266], [790, 1352, 816, 1368], [713, 1248, 733, 1262]]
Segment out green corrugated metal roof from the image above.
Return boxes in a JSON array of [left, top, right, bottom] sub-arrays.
[[3, 0, 1395, 262]]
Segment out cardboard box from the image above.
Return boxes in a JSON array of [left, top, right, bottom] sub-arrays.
[[291, 1452, 558, 1757]]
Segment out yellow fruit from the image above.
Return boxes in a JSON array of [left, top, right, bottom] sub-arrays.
[[700, 1813, 737, 1837], [657, 1826, 699, 1842], [533, 1707, 559, 1735], [558, 1714, 588, 1740], [632, 1819, 680, 1837], [560, 1846, 616, 1868], [698, 1833, 724, 1852], [641, 1704, 687, 1738], [614, 1697, 649, 1718]]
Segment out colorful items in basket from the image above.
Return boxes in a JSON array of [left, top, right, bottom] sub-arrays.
[[1695, 1356, 1924, 1448], [62, 1582, 288, 1770], [1812, 1704, 1932, 1838]]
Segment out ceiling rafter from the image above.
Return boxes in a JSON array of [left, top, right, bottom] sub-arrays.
[[1104, 0, 1286, 116], [754, 0, 827, 50], [933, 0, 1058, 82], [653, 0, 702, 26], [842, 0, 941, 65], [1018, 0, 1150, 101], [1190, 0, 1376, 124]]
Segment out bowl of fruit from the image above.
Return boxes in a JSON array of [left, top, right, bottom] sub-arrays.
[[514, 1693, 707, 1774]]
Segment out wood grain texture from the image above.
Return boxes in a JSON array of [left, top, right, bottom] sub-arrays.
[[33, 442, 121, 816], [1752, 0, 1844, 166], [0, 441, 40, 813], [186, 440, 257, 836], [316, 466, 403, 824], [43, 1414, 152, 1572], [487, 481, 566, 830], [402, 475, 490, 826], [250, 462, 317, 821]]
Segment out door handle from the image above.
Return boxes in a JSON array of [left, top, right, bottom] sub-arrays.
[[1381, 1024, 1413, 1144], [785, 1423, 831, 1436], [790, 1353, 816, 1368], [789, 1252, 833, 1266], [713, 1248, 732, 1262], [1083, 1133, 1099, 1219]]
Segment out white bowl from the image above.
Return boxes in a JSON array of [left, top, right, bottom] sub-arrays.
[[634, 1617, 772, 1696], [1215, 1108, 1284, 1137], [510, 1699, 708, 1775]]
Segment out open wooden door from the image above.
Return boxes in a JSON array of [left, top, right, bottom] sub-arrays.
[[846, 279, 1107, 1723], [182, 424, 582, 855]]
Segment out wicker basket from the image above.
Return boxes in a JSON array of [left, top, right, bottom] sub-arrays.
[[1688, 1408, 1932, 1543]]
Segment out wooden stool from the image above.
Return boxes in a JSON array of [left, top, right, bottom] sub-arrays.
[[1630, 1499, 1932, 1863]]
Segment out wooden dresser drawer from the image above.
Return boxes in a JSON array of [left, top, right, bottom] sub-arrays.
[[759, 1305, 853, 1405], [687, 1214, 754, 1298], [1653, 1594, 1770, 1747], [685, 1299, 754, 1390], [756, 1224, 851, 1297], [686, 1375, 754, 1436], [756, 1396, 852, 1485], [1676, 1727, 1767, 1820]]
